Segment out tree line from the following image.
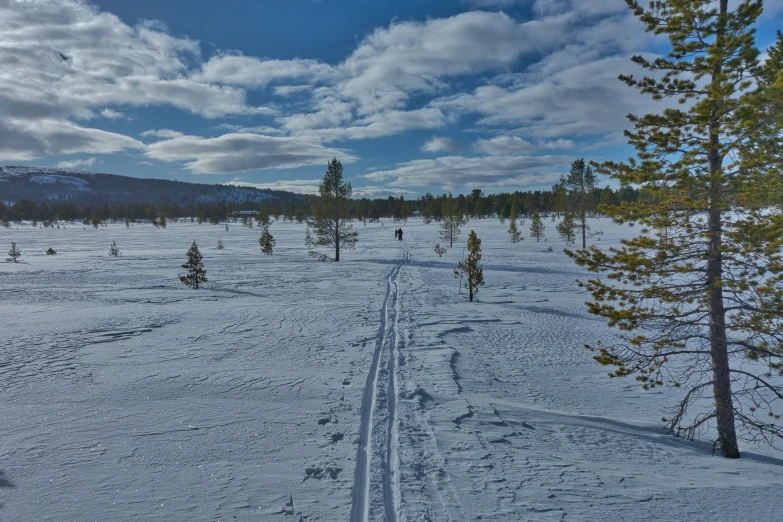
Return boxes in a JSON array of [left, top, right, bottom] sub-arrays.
[[0, 184, 643, 227]]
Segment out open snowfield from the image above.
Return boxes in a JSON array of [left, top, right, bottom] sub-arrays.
[[2, 217, 783, 521]]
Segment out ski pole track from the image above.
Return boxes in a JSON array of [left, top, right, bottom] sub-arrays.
[[351, 244, 408, 522]]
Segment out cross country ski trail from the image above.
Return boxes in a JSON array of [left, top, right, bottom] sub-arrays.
[[350, 245, 408, 522]]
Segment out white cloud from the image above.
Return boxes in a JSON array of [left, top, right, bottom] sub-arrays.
[[100, 108, 128, 120], [0, 118, 143, 161], [472, 136, 574, 155], [434, 54, 660, 140], [146, 133, 358, 174], [56, 157, 97, 169], [364, 154, 569, 191], [421, 136, 462, 153], [353, 186, 419, 198], [140, 128, 185, 139], [196, 54, 334, 88], [461, 0, 518, 8]]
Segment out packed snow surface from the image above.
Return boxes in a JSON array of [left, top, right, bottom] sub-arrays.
[[2, 217, 783, 521]]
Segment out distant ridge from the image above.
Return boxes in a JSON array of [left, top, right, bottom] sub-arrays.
[[0, 166, 303, 205]]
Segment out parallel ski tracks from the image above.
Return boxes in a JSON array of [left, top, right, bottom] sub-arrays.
[[350, 247, 408, 522]]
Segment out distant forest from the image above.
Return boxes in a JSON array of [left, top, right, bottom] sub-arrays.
[[0, 185, 642, 225]]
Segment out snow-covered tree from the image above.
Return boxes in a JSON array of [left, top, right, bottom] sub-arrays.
[[454, 230, 484, 302], [108, 240, 120, 257], [216, 239, 224, 250], [434, 243, 447, 257], [180, 241, 207, 289]]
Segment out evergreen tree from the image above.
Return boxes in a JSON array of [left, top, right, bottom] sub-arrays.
[[216, 239, 224, 250], [180, 241, 207, 289], [556, 212, 577, 245], [304, 226, 314, 248], [439, 195, 467, 248], [108, 240, 120, 257], [560, 158, 597, 248], [7, 241, 21, 262], [530, 210, 546, 242], [434, 243, 447, 257], [259, 225, 275, 255], [307, 158, 358, 261], [454, 230, 484, 302], [567, 0, 783, 458], [507, 217, 522, 243]]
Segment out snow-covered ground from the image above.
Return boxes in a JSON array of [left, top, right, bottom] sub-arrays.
[[2, 217, 783, 521]]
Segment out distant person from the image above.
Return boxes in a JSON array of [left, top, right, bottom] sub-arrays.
[[398, 228, 403, 241], [394, 228, 399, 239]]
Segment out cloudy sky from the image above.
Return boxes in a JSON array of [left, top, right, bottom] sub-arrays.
[[2, 0, 781, 196]]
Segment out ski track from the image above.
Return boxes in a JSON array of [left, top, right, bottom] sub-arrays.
[[351, 243, 407, 522]]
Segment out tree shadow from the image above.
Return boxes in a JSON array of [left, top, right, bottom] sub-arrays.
[[0, 470, 14, 489]]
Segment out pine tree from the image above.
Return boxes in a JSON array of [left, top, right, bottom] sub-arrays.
[[454, 230, 484, 302], [439, 195, 467, 248], [216, 239, 224, 250], [434, 243, 447, 257], [108, 240, 120, 257], [556, 212, 577, 245], [7, 241, 21, 262], [259, 225, 275, 255], [507, 218, 522, 243], [304, 226, 314, 248], [530, 210, 546, 242], [307, 158, 358, 261], [566, 1, 783, 458], [560, 158, 598, 248], [180, 241, 207, 289]]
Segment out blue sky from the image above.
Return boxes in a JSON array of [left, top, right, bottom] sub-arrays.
[[1, 0, 781, 197]]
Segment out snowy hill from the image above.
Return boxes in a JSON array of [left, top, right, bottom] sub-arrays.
[[0, 166, 300, 205]]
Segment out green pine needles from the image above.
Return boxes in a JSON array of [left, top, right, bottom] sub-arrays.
[[180, 241, 207, 289], [455, 230, 484, 302], [307, 158, 358, 262], [567, 0, 783, 458]]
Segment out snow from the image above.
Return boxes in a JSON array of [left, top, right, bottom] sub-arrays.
[[29, 175, 89, 188], [2, 217, 783, 521]]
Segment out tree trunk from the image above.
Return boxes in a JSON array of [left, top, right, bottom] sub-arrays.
[[707, 0, 739, 459], [335, 207, 340, 262]]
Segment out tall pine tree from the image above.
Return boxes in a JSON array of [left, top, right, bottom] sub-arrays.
[[567, 1, 783, 458], [308, 158, 358, 261], [560, 158, 597, 248], [454, 230, 484, 302], [440, 195, 467, 248]]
